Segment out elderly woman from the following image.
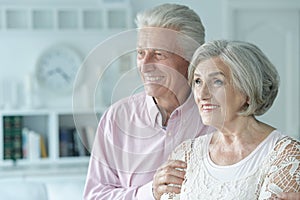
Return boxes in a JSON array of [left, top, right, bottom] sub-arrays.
[[160, 40, 300, 199]]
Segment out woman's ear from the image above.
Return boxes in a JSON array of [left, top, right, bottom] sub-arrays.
[[246, 97, 250, 105], [241, 96, 250, 111]]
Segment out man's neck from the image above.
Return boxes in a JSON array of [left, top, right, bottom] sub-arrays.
[[153, 88, 191, 126]]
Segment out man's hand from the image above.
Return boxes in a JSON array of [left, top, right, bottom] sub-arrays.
[[152, 160, 187, 200], [276, 192, 300, 200]]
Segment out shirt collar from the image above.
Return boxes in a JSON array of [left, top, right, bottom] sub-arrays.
[[180, 91, 196, 115], [146, 92, 196, 128], [146, 95, 159, 127]]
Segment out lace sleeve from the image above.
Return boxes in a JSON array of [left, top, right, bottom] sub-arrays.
[[258, 137, 300, 199], [160, 139, 194, 200], [169, 139, 193, 162]]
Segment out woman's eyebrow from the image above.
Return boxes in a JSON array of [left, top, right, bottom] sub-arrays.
[[208, 71, 225, 77], [194, 71, 225, 77]]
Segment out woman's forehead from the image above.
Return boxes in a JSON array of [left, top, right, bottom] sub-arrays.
[[195, 57, 230, 76]]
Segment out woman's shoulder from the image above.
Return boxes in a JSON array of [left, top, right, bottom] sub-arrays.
[[268, 134, 300, 165], [172, 139, 194, 155], [170, 133, 213, 161], [192, 132, 214, 148], [274, 135, 300, 154], [175, 133, 213, 151]]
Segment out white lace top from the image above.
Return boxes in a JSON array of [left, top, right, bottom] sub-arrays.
[[161, 130, 300, 200]]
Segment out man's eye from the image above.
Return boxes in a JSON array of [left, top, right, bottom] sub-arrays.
[[137, 50, 145, 58], [137, 50, 143, 55], [154, 51, 167, 60]]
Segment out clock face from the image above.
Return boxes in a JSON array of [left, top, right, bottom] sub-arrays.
[[36, 46, 82, 93]]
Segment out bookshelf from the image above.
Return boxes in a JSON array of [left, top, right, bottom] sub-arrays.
[[0, 109, 104, 168], [0, 0, 132, 172]]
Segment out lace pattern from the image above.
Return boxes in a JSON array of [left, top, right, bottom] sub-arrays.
[[161, 135, 300, 200], [256, 137, 300, 199]]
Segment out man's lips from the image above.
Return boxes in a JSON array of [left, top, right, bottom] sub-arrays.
[[144, 76, 164, 82]]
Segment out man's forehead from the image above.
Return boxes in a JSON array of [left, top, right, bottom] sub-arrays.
[[136, 27, 199, 61], [137, 27, 178, 52]]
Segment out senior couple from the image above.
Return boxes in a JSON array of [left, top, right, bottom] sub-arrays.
[[83, 3, 300, 200]]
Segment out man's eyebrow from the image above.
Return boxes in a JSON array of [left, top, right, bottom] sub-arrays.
[[136, 47, 170, 53]]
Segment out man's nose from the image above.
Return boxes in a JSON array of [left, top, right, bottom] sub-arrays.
[[140, 63, 156, 73], [142, 50, 154, 64], [140, 51, 155, 72]]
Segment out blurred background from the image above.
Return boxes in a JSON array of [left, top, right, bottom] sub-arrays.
[[0, 0, 298, 199]]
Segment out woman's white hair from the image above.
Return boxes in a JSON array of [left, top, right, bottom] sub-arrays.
[[189, 40, 280, 116]]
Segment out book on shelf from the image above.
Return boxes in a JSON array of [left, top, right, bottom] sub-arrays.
[[3, 116, 23, 160], [40, 135, 47, 158], [3, 116, 48, 161], [59, 127, 90, 157], [59, 127, 74, 157], [12, 116, 23, 159], [73, 129, 89, 157], [28, 129, 40, 160], [22, 128, 48, 160], [3, 116, 13, 160]]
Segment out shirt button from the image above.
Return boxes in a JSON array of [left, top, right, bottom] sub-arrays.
[[168, 132, 172, 136]]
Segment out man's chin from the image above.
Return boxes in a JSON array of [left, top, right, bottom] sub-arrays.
[[144, 86, 165, 97]]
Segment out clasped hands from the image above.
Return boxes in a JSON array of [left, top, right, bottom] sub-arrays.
[[152, 160, 187, 200]]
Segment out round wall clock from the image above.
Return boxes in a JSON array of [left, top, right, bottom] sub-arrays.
[[35, 45, 82, 94]]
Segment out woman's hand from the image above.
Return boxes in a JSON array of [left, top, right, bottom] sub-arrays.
[[152, 160, 187, 200], [276, 192, 300, 200]]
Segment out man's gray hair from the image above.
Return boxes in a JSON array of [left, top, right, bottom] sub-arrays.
[[135, 3, 205, 61]]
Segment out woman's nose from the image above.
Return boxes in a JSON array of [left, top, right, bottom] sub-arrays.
[[197, 84, 211, 100]]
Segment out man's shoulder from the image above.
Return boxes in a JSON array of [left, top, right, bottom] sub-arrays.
[[112, 92, 146, 107], [106, 92, 147, 114]]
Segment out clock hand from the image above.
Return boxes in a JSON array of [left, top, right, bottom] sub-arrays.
[[55, 68, 71, 83], [47, 69, 58, 76]]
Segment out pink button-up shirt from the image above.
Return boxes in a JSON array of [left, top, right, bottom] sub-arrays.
[[83, 92, 210, 200]]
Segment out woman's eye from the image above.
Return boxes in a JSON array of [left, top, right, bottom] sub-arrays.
[[194, 78, 202, 86], [214, 79, 224, 86]]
